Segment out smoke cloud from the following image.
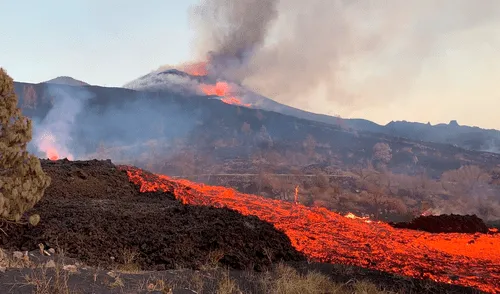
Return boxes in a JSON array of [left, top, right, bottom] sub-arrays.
[[190, 0, 500, 110], [29, 85, 92, 160]]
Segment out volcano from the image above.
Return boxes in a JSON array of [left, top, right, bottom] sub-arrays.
[[123, 66, 339, 115], [123, 66, 500, 154]]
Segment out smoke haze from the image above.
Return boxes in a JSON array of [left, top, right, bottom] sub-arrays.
[[29, 85, 92, 160], [190, 0, 500, 112], [27, 85, 197, 164]]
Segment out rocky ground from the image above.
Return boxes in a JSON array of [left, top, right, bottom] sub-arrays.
[[389, 214, 497, 234], [1, 159, 304, 271], [0, 159, 490, 293]]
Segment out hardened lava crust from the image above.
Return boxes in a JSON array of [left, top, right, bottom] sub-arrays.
[[0, 159, 305, 271]]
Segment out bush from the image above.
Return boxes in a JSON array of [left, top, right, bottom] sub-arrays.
[[0, 68, 51, 221]]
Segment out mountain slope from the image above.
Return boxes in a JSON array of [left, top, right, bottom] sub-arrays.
[[123, 69, 500, 154], [13, 81, 500, 180]]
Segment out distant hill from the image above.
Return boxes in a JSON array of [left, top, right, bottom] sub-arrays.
[[44, 76, 90, 86]]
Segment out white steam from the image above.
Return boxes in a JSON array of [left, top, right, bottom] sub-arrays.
[[30, 85, 92, 160]]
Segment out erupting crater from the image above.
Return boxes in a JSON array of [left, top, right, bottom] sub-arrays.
[[179, 61, 251, 108], [120, 166, 500, 293]]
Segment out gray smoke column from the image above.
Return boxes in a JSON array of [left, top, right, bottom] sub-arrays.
[[190, 0, 500, 110], [190, 0, 279, 81]]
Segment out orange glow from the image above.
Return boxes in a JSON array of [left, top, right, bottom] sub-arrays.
[[200, 81, 251, 108], [173, 60, 251, 108], [201, 82, 231, 96], [181, 61, 208, 76], [344, 212, 375, 224], [221, 97, 252, 107], [46, 147, 59, 161], [120, 166, 500, 293], [294, 185, 299, 204]]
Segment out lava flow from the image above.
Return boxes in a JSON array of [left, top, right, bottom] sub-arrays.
[[121, 166, 500, 293], [46, 147, 59, 161], [200, 81, 251, 107], [178, 61, 251, 108]]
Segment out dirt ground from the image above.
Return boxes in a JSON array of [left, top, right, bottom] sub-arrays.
[[0, 249, 483, 294], [0, 159, 304, 271]]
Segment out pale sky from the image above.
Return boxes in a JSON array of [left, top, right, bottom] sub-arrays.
[[1, 0, 198, 86], [1, 0, 500, 130]]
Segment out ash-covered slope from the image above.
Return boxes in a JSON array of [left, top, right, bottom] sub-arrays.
[[123, 69, 212, 95], [13, 80, 500, 179], [124, 69, 500, 154]]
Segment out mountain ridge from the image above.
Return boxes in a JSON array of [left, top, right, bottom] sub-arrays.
[[122, 69, 500, 154], [24, 72, 500, 154]]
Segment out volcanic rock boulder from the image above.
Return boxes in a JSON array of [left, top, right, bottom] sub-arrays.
[[389, 214, 489, 234], [0, 159, 305, 271]]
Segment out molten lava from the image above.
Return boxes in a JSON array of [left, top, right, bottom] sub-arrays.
[[46, 148, 59, 161], [38, 132, 60, 161], [199, 81, 251, 108], [179, 60, 251, 108], [294, 185, 299, 205], [201, 82, 231, 97], [121, 166, 500, 293], [221, 97, 251, 107], [344, 212, 375, 224]]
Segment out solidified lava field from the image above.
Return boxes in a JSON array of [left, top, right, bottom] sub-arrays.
[[0, 159, 304, 271], [389, 214, 491, 234], [122, 165, 500, 293]]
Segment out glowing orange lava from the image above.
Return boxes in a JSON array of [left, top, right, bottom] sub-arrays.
[[221, 97, 251, 107], [200, 82, 251, 107], [120, 166, 500, 293], [344, 212, 375, 224], [181, 61, 251, 108], [201, 82, 231, 97], [46, 147, 59, 161]]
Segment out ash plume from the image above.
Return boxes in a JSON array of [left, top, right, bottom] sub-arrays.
[[190, 0, 279, 81], [190, 0, 500, 110]]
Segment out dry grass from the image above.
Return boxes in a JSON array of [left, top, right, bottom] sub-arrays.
[[201, 249, 226, 270], [216, 270, 241, 294], [22, 252, 74, 294], [189, 271, 205, 293], [115, 248, 141, 273], [259, 263, 392, 294], [0, 248, 32, 269], [0, 247, 430, 294]]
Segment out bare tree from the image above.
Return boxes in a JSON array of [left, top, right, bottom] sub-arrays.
[[372, 142, 392, 169], [441, 165, 490, 197]]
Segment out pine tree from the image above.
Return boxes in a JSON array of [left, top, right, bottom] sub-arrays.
[[0, 68, 51, 221]]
